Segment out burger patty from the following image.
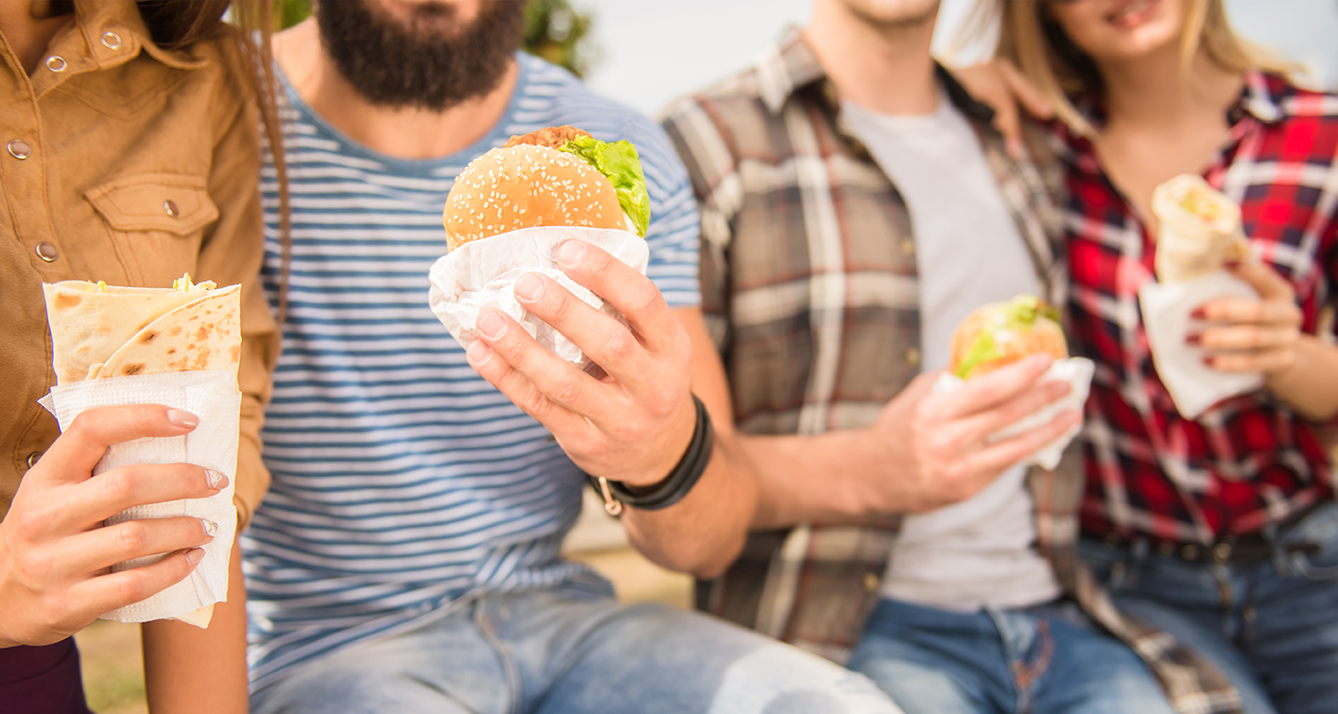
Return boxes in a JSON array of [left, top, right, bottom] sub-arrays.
[[504, 125, 592, 150]]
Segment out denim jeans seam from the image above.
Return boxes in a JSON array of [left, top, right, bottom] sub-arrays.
[[475, 606, 523, 714]]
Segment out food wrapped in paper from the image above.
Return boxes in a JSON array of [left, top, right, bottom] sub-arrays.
[[429, 126, 652, 368], [940, 296, 1093, 470], [40, 275, 241, 628], [1141, 175, 1263, 418]]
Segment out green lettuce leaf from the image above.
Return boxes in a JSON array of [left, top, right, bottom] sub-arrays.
[[559, 135, 650, 237], [956, 328, 1000, 379], [956, 296, 1061, 379]]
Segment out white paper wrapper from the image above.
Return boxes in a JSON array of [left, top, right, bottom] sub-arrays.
[[427, 226, 650, 369], [38, 370, 240, 627], [1139, 271, 1264, 419], [933, 358, 1094, 470]]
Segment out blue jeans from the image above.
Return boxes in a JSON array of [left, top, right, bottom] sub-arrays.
[[1079, 501, 1338, 714], [250, 586, 904, 714], [846, 598, 1176, 714]]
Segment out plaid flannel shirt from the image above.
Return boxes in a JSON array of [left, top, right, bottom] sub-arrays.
[[1056, 72, 1338, 544], [662, 29, 1242, 714]]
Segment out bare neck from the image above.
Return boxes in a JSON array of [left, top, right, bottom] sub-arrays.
[[0, 0, 73, 75], [1098, 44, 1242, 133], [804, 2, 938, 116], [274, 19, 518, 161]]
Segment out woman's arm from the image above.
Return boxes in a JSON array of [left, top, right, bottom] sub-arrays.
[[142, 537, 249, 714]]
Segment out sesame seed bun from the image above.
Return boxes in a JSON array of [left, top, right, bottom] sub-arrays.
[[949, 299, 1068, 380], [443, 144, 626, 251]]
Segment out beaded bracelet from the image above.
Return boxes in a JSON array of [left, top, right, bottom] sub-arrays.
[[590, 395, 715, 516]]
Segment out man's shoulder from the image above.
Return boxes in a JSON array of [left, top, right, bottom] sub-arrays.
[[659, 64, 775, 144]]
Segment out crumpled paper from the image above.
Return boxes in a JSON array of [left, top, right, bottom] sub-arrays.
[[933, 358, 1095, 470], [39, 370, 239, 627], [427, 226, 650, 369], [1139, 271, 1264, 419]]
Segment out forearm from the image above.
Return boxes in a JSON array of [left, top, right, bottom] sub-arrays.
[[621, 435, 756, 578], [142, 536, 249, 714], [1266, 335, 1338, 421], [740, 429, 885, 529]]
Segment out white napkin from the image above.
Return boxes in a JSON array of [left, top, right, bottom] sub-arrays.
[[933, 358, 1094, 470], [39, 370, 240, 627], [1139, 271, 1264, 419], [427, 226, 651, 369]]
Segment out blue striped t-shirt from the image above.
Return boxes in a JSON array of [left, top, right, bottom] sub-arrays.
[[242, 53, 701, 689]]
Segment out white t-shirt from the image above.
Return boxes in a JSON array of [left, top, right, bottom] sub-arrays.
[[842, 91, 1061, 612]]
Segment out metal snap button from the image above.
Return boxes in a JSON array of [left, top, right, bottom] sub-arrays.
[[163, 199, 179, 218], [6, 139, 30, 159], [101, 31, 122, 50], [1212, 542, 1232, 563], [1180, 544, 1200, 560], [904, 348, 921, 367], [35, 241, 58, 262], [900, 239, 916, 257], [862, 572, 879, 592], [45, 55, 66, 72], [26, 451, 43, 468]]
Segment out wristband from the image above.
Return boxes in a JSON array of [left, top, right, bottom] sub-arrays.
[[590, 395, 714, 516]]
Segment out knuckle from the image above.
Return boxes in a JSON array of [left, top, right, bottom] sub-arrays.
[[548, 377, 584, 407], [602, 329, 636, 363], [101, 468, 137, 502], [116, 572, 148, 605], [116, 521, 149, 552]]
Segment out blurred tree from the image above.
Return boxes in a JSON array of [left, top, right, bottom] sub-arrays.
[[270, 0, 598, 78]]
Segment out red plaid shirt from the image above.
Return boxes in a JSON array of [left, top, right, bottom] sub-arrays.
[[1057, 72, 1338, 543]]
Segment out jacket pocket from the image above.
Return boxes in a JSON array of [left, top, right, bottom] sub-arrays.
[[85, 173, 218, 287]]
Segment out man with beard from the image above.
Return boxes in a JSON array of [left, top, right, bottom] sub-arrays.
[[241, 1, 904, 713]]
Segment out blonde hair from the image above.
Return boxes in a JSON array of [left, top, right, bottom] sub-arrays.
[[980, 0, 1292, 136]]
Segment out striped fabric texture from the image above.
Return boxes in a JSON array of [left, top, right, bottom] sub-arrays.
[[242, 53, 701, 689]]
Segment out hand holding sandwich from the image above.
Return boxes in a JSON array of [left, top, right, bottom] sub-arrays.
[[466, 239, 697, 489], [0, 405, 221, 648], [863, 354, 1079, 514]]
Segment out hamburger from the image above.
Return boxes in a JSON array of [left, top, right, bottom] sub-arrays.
[[949, 296, 1067, 380], [443, 125, 650, 250]]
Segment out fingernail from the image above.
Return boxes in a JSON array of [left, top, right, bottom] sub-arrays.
[[185, 548, 205, 566], [200, 519, 219, 537], [466, 339, 493, 366], [515, 273, 544, 302], [1224, 260, 1241, 270], [1202, 356, 1215, 366], [558, 240, 585, 266], [478, 311, 506, 340], [1190, 307, 1207, 320], [205, 469, 228, 490], [167, 409, 198, 429], [1185, 333, 1202, 345]]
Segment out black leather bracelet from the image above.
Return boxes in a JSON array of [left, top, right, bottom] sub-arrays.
[[589, 395, 715, 516]]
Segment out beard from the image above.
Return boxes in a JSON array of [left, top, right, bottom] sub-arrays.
[[316, 0, 525, 111]]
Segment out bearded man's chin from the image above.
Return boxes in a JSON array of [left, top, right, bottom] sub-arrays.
[[316, 0, 525, 111]]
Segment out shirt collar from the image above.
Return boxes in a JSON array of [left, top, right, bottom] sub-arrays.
[[755, 26, 996, 125], [71, 0, 207, 72], [1232, 69, 1284, 124]]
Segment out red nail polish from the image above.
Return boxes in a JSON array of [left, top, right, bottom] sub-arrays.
[[1186, 333, 1202, 345], [1190, 307, 1207, 320], [1202, 356, 1214, 366]]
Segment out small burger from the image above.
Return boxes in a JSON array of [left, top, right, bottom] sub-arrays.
[[949, 296, 1067, 380], [442, 125, 650, 250]]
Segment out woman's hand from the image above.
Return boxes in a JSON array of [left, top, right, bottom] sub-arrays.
[[1192, 261, 1302, 375], [0, 405, 222, 648], [952, 58, 1054, 157], [465, 240, 696, 488]]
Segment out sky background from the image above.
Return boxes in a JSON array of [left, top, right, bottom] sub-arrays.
[[572, 0, 1338, 117]]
